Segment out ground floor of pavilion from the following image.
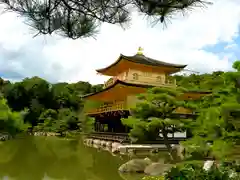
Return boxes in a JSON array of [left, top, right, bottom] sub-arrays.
[[87, 110, 197, 144]]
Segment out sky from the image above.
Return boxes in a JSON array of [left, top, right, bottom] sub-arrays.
[[0, 0, 240, 85]]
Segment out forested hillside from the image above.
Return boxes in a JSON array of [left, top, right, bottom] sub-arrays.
[[0, 70, 236, 136], [174, 71, 231, 91], [0, 76, 103, 135]]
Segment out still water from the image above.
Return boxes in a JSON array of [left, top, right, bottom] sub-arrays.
[[0, 136, 142, 180]]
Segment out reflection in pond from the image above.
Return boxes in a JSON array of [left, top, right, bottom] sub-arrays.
[[0, 136, 137, 180]]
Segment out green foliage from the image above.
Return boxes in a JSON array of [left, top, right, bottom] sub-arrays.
[[122, 87, 194, 160], [143, 161, 240, 180], [0, 76, 102, 135], [183, 102, 239, 160], [57, 108, 79, 131], [174, 71, 229, 91], [35, 109, 59, 132], [142, 176, 164, 180], [182, 61, 240, 162], [127, 60, 240, 177], [35, 108, 81, 135], [0, 97, 29, 136], [78, 112, 95, 134], [232, 61, 240, 71], [163, 162, 239, 180]]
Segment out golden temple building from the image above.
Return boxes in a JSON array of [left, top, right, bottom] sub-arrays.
[[83, 48, 210, 139]]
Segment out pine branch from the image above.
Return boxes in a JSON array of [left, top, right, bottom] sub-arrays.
[[0, 0, 212, 39]]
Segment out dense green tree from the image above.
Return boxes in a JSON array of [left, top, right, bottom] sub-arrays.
[[57, 108, 79, 130], [51, 83, 80, 110], [91, 84, 104, 93], [35, 108, 80, 135], [35, 109, 58, 132], [0, 97, 29, 136], [122, 87, 195, 161], [0, 78, 10, 93], [78, 112, 95, 134], [143, 62, 240, 179], [4, 77, 51, 111], [0, 76, 101, 134], [174, 71, 228, 91], [0, 0, 212, 39], [182, 61, 240, 161]]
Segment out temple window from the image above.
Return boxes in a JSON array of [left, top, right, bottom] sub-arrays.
[[143, 72, 151, 77], [156, 76, 162, 83], [165, 75, 174, 84], [133, 73, 139, 80]]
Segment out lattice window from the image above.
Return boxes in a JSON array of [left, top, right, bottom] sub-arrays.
[[156, 76, 162, 83], [133, 73, 139, 80], [165, 75, 174, 84], [143, 72, 151, 77]]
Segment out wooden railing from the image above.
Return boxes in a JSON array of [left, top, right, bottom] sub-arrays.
[[104, 77, 176, 88], [87, 132, 130, 143], [87, 132, 186, 144], [86, 101, 127, 114], [103, 77, 116, 88], [127, 79, 176, 87]]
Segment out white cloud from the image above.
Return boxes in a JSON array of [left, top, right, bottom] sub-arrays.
[[0, 0, 240, 84]]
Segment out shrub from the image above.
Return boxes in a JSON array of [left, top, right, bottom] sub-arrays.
[[164, 162, 240, 180]]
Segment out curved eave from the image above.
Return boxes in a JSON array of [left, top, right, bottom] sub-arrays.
[[82, 79, 151, 99], [122, 54, 187, 68], [82, 81, 211, 100], [96, 55, 123, 74], [96, 54, 187, 75]]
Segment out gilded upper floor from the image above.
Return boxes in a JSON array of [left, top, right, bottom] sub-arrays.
[[97, 48, 186, 89], [103, 69, 176, 88]]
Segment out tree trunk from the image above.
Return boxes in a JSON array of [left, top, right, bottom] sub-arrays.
[[162, 129, 175, 162]]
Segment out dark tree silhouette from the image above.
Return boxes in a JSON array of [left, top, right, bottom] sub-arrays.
[[0, 0, 212, 39]]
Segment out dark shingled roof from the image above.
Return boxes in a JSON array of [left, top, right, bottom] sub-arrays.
[[96, 54, 187, 73], [122, 54, 187, 68]]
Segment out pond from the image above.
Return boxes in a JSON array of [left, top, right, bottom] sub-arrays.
[[0, 136, 144, 180]]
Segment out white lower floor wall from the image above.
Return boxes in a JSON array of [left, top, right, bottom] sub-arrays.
[[159, 131, 187, 138]]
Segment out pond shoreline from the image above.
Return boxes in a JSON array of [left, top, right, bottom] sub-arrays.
[[83, 137, 187, 177], [32, 132, 60, 136], [0, 133, 173, 177], [0, 136, 132, 180], [0, 133, 13, 141]]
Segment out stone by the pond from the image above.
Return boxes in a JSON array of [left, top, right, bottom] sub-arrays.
[[171, 144, 185, 162], [112, 142, 121, 153], [0, 133, 12, 141], [144, 162, 172, 176], [118, 158, 152, 173]]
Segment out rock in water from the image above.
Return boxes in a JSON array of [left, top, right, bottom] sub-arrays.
[[118, 159, 152, 173], [144, 157, 152, 164], [144, 163, 172, 176]]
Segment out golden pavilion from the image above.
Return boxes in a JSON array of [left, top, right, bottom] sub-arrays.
[[83, 48, 210, 140]]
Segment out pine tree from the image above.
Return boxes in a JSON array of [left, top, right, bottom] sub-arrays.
[[183, 60, 240, 161], [122, 86, 196, 161]]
